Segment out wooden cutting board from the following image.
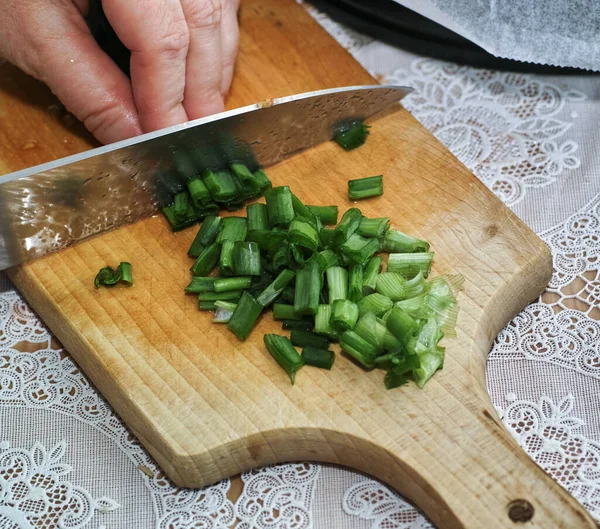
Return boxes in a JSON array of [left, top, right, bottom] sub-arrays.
[[1, 1, 595, 528]]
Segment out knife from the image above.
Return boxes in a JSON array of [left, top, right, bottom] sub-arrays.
[[0, 85, 411, 271]]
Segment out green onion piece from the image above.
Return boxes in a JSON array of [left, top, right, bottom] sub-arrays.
[[319, 249, 340, 270], [338, 234, 379, 265], [272, 242, 290, 270], [233, 241, 261, 276], [227, 292, 263, 341], [348, 175, 383, 201], [376, 272, 408, 301], [357, 217, 390, 239], [383, 353, 421, 389], [94, 262, 133, 288], [332, 208, 362, 247], [326, 266, 348, 303], [307, 205, 338, 225], [162, 201, 198, 231], [198, 300, 217, 310], [395, 295, 426, 319], [215, 300, 238, 311], [247, 203, 269, 231], [188, 215, 222, 257], [214, 306, 234, 323], [185, 276, 216, 293], [203, 168, 240, 202], [174, 192, 189, 221], [224, 201, 245, 212], [214, 276, 252, 293], [405, 271, 426, 299], [357, 293, 393, 317], [256, 269, 296, 307], [265, 186, 295, 227], [291, 193, 317, 222], [306, 252, 327, 274], [302, 347, 335, 370], [198, 290, 243, 302], [231, 162, 261, 195], [340, 330, 377, 368], [387, 252, 434, 279], [187, 177, 211, 207], [263, 334, 304, 384], [273, 304, 302, 320], [253, 169, 272, 192], [333, 120, 370, 151], [190, 242, 220, 276], [289, 243, 306, 266], [195, 201, 220, 220], [314, 304, 335, 338], [386, 307, 419, 346], [290, 330, 329, 349], [282, 320, 314, 332], [281, 285, 295, 304], [289, 217, 319, 252], [382, 229, 430, 253], [294, 259, 322, 316], [414, 346, 445, 388], [382, 328, 403, 352], [362, 256, 382, 295], [354, 312, 387, 351], [320, 227, 335, 248], [348, 263, 363, 302], [246, 229, 287, 254], [216, 217, 248, 244], [422, 275, 463, 337], [330, 299, 359, 333], [220, 240, 235, 276]]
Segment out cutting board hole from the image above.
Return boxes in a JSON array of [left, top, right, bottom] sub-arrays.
[[507, 499, 534, 523]]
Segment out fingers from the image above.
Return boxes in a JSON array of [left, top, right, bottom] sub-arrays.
[[219, 0, 240, 97], [180, 0, 225, 119], [103, 0, 190, 131]]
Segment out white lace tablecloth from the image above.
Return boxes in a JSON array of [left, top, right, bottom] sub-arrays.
[[1, 5, 600, 528]]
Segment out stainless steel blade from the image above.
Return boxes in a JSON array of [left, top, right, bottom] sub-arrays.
[[0, 85, 411, 270]]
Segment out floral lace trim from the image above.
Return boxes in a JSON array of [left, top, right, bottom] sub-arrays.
[[235, 463, 320, 529]]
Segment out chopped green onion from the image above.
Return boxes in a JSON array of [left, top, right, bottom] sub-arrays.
[[190, 242, 220, 276], [281, 285, 295, 304], [256, 269, 296, 307], [94, 262, 133, 288], [215, 300, 238, 311], [263, 334, 304, 384], [294, 259, 322, 316], [272, 242, 290, 270], [198, 300, 218, 310], [362, 256, 382, 295], [227, 292, 263, 340], [198, 290, 243, 302], [331, 208, 362, 247], [387, 252, 434, 278], [382, 230, 430, 253], [330, 299, 359, 333], [282, 320, 314, 332], [174, 192, 189, 221], [333, 120, 370, 151], [302, 347, 335, 370], [202, 168, 240, 202], [266, 186, 295, 227], [413, 348, 444, 389], [386, 307, 419, 346], [252, 169, 272, 192], [314, 304, 336, 339], [320, 227, 335, 248], [162, 201, 198, 231], [185, 276, 216, 293], [214, 276, 252, 293], [188, 215, 222, 257], [231, 162, 261, 195], [319, 249, 340, 270], [289, 217, 319, 252], [383, 353, 421, 389], [340, 330, 377, 368], [404, 272, 426, 299], [338, 234, 379, 265], [289, 243, 306, 266], [246, 203, 269, 231], [291, 192, 317, 222], [246, 229, 287, 254], [220, 240, 235, 276], [187, 177, 211, 207], [307, 252, 327, 274], [290, 330, 329, 349], [348, 175, 383, 201], [354, 312, 387, 351], [376, 272, 408, 301], [357, 217, 390, 239], [348, 263, 363, 302], [357, 293, 393, 317], [395, 295, 426, 319], [273, 304, 302, 320], [233, 242, 261, 276], [326, 266, 348, 303], [214, 306, 234, 323], [216, 217, 247, 244], [307, 205, 338, 225]]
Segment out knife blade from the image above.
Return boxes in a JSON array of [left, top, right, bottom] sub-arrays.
[[0, 85, 411, 270]]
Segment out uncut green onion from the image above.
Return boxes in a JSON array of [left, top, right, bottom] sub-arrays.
[[227, 292, 263, 341], [187, 177, 211, 207], [247, 229, 287, 254], [340, 330, 377, 368], [198, 290, 243, 302], [357, 217, 390, 239], [233, 241, 261, 276], [357, 293, 393, 317], [289, 217, 319, 252], [199, 300, 218, 310], [174, 191, 189, 221], [376, 272, 408, 301], [362, 256, 382, 295], [203, 168, 240, 202], [216, 217, 248, 244], [302, 347, 335, 370], [330, 299, 359, 333], [319, 249, 339, 270], [320, 228, 334, 248], [282, 320, 314, 332], [220, 241, 235, 276], [326, 266, 348, 303], [94, 262, 133, 288], [266, 186, 295, 227], [290, 330, 329, 350], [231, 162, 261, 195], [253, 169, 272, 192], [190, 242, 220, 276], [307, 205, 338, 225], [387, 252, 434, 279], [354, 312, 386, 351], [348, 263, 363, 302], [338, 234, 379, 265], [273, 304, 302, 320], [256, 269, 296, 307], [333, 120, 370, 151], [331, 208, 362, 247], [214, 276, 252, 293], [348, 175, 383, 201], [185, 276, 216, 293], [291, 192, 317, 222], [382, 229, 430, 253], [188, 215, 222, 257], [214, 307, 234, 323], [294, 258, 322, 316], [247, 203, 269, 231], [263, 334, 305, 384], [386, 307, 419, 346]]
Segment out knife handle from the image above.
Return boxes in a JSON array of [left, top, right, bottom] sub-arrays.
[[86, 0, 131, 77]]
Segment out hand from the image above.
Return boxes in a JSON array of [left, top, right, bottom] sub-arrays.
[[0, 0, 240, 144]]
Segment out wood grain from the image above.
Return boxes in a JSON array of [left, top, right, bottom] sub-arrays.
[[1, 1, 595, 528]]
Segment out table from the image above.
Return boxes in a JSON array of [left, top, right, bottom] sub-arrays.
[[1, 3, 599, 528]]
